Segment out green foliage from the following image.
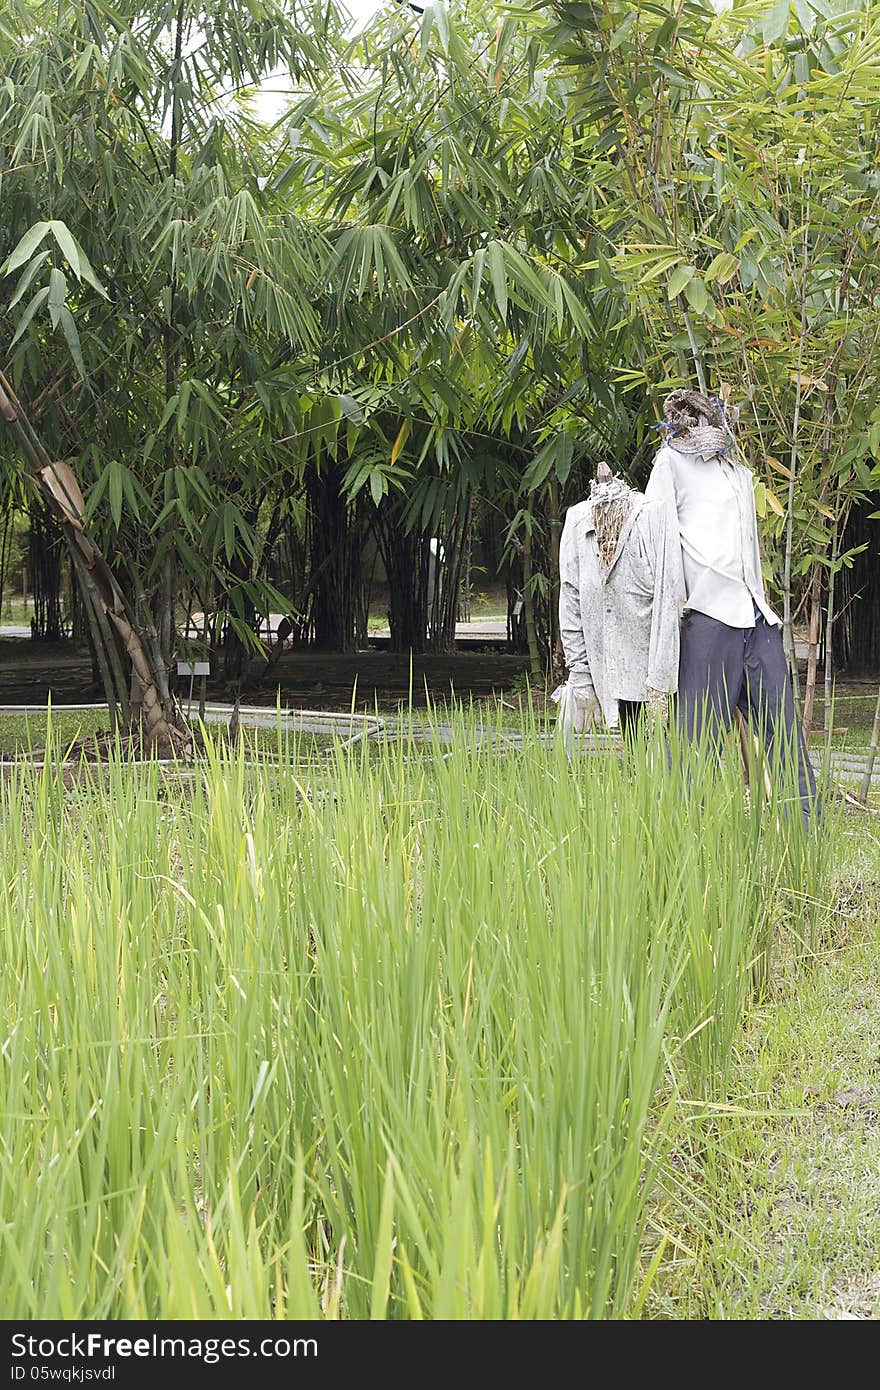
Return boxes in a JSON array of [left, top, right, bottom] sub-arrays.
[[0, 709, 832, 1317], [0, 0, 341, 647], [3, 0, 880, 663], [1, 0, 633, 660], [542, 0, 880, 598]]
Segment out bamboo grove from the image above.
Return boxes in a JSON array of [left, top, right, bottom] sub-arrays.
[[2, 0, 880, 734]]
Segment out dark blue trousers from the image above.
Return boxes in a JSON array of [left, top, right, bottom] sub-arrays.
[[677, 609, 818, 819]]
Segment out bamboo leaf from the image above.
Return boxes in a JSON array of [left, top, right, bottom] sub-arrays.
[[433, 1, 450, 56], [47, 220, 80, 279], [704, 252, 739, 285], [637, 254, 683, 285], [338, 393, 363, 425], [59, 306, 87, 380], [47, 222, 108, 299], [391, 419, 410, 465], [224, 505, 236, 563], [47, 267, 66, 329], [158, 395, 180, 434], [609, 11, 635, 50], [754, 478, 767, 518], [765, 454, 792, 479], [7, 251, 49, 311], [487, 240, 508, 321], [1, 222, 49, 278], [788, 371, 828, 390], [109, 460, 124, 530], [667, 264, 695, 300], [764, 486, 786, 517], [762, 0, 790, 46], [419, 2, 435, 54], [370, 469, 385, 506], [683, 277, 708, 313], [10, 286, 49, 346]]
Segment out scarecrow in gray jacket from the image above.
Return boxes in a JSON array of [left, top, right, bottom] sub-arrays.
[[558, 461, 681, 737], [645, 388, 817, 819]]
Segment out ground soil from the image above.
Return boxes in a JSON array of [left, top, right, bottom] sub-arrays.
[[0, 637, 530, 710]]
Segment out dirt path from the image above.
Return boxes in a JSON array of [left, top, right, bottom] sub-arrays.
[[0, 637, 529, 707]]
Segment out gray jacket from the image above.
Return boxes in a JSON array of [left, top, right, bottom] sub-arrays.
[[559, 493, 681, 727]]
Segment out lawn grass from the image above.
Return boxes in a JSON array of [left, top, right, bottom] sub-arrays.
[[647, 811, 880, 1318], [0, 709, 348, 760], [0, 708, 108, 754], [0, 595, 36, 624]]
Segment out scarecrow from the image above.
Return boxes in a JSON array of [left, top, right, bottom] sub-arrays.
[[645, 388, 817, 819], [557, 461, 681, 742]]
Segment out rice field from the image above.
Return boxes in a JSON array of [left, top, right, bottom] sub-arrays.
[[0, 709, 834, 1318]]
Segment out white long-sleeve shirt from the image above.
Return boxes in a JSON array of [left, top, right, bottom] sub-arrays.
[[645, 444, 780, 629]]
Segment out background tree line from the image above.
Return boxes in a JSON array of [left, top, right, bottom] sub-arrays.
[[2, 0, 879, 740]]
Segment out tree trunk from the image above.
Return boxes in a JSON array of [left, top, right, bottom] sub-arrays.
[[69, 545, 125, 731], [158, 0, 187, 671], [833, 493, 880, 671], [374, 502, 429, 654], [28, 498, 65, 640], [860, 684, 880, 806], [0, 372, 184, 749], [547, 477, 565, 684], [308, 463, 360, 651], [426, 494, 471, 654], [523, 493, 542, 683]]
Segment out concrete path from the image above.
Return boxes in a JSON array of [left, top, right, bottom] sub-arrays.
[[371, 617, 510, 645]]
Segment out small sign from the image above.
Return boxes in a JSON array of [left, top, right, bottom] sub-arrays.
[[177, 660, 210, 677], [512, 599, 524, 619]]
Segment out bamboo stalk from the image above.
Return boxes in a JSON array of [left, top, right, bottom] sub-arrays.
[[157, 0, 186, 668], [547, 476, 564, 683], [0, 371, 181, 748], [681, 303, 707, 393], [782, 188, 811, 712], [801, 562, 822, 741], [823, 514, 839, 745], [68, 545, 128, 729], [523, 493, 542, 683]]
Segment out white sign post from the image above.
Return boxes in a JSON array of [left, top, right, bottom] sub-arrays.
[[176, 659, 211, 719]]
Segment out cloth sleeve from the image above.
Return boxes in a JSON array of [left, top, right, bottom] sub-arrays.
[[745, 473, 771, 590], [558, 511, 591, 679], [644, 502, 681, 695], [644, 450, 686, 609]]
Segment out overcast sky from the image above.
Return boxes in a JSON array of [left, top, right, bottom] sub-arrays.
[[346, 0, 389, 26], [252, 0, 733, 122], [254, 0, 388, 121]]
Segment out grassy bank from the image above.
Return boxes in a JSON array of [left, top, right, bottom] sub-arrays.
[[649, 813, 880, 1318]]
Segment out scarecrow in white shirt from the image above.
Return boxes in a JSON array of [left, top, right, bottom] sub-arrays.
[[645, 388, 817, 819]]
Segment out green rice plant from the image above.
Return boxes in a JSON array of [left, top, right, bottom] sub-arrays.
[[0, 703, 835, 1318], [652, 712, 835, 1096]]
